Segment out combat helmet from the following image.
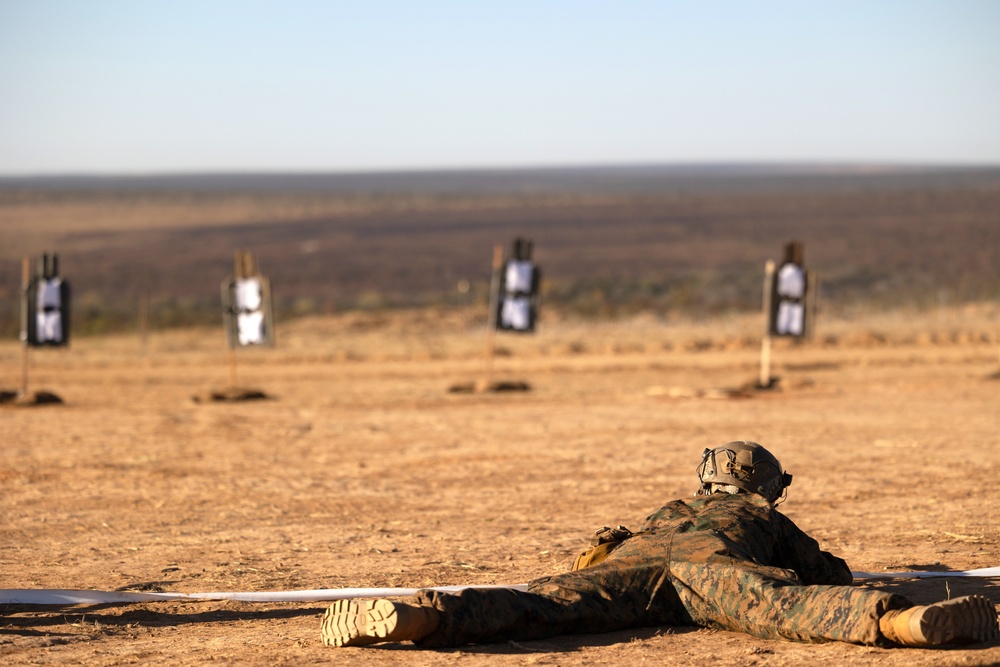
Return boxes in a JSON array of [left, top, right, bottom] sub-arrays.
[[696, 441, 792, 504]]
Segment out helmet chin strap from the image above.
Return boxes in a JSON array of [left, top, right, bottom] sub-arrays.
[[709, 483, 743, 495], [694, 483, 746, 497]]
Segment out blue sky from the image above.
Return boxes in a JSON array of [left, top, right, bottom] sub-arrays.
[[1, 0, 998, 175]]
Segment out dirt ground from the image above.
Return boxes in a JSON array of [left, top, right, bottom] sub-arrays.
[[2, 304, 999, 666]]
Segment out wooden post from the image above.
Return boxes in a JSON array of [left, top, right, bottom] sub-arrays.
[[138, 289, 149, 348], [228, 251, 242, 389], [20, 257, 30, 397], [759, 260, 775, 388], [482, 244, 504, 390], [227, 347, 237, 389], [806, 270, 818, 339]]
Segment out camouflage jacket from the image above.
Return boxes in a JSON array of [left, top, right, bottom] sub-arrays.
[[631, 493, 853, 586]]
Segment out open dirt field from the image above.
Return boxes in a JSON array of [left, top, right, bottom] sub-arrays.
[[2, 303, 999, 666]]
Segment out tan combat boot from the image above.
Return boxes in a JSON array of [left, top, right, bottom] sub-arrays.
[[321, 599, 441, 647], [879, 595, 999, 647]]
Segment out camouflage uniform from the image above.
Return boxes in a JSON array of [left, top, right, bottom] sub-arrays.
[[412, 493, 909, 647]]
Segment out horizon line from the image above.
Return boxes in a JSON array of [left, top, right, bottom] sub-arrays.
[[3, 160, 1000, 181]]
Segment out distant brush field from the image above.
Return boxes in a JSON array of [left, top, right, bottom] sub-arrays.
[[2, 165, 999, 336]]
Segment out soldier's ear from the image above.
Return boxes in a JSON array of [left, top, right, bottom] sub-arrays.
[[782, 473, 793, 487]]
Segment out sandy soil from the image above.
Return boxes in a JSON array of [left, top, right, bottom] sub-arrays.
[[2, 304, 999, 666]]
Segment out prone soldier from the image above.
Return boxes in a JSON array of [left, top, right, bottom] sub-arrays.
[[321, 441, 999, 649]]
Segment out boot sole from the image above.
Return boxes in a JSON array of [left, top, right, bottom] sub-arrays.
[[913, 595, 999, 645], [321, 599, 399, 647]]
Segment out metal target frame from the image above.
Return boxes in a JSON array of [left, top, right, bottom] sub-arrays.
[[492, 237, 542, 334], [13, 253, 72, 401], [481, 238, 542, 389], [21, 253, 71, 348], [767, 241, 810, 338], [759, 241, 817, 388], [218, 250, 275, 392], [221, 250, 275, 350]]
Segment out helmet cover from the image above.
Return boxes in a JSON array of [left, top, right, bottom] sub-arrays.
[[696, 441, 792, 503]]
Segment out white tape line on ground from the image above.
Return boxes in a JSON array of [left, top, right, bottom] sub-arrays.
[[3, 568, 999, 606], [851, 566, 1000, 579], [0, 584, 530, 605]]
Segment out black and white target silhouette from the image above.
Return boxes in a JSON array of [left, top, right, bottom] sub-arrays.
[[495, 238, 541, 333], [21, 253, 71, 347], [768, 242, 809, 337], [222, 251, 275, 348]]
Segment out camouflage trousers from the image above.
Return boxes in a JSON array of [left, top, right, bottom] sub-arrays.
[[413, 531, 909, 648]]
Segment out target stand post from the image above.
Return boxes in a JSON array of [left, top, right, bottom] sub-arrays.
[[480, 244, 504, 391], [452, 239, 539, 394], [4, 254, 70, 406], [137, 287, 150, 349], [758, 260, 776, 389], [756, 242, 815, 391], [196, 250, 275, 403], [20, 257, 30, 397]]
